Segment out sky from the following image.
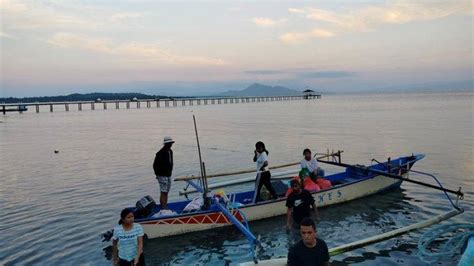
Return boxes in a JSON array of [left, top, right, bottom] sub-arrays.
[[0, 0, 472, 97]]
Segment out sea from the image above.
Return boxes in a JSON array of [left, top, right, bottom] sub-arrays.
[[0, 90, 472, 265]]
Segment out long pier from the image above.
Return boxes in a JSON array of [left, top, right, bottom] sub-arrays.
[[1, 94, 321, 114]]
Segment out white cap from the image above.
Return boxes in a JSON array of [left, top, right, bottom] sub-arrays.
[[163, 136, 175, 144]]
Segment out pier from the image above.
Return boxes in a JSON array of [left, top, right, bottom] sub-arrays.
[[1, 95, 321, 114]]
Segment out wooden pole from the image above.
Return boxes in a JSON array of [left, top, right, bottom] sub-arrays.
[[174, 151, 342, 181], [318, 159, 463, 197], [193, 115, 209, 209]]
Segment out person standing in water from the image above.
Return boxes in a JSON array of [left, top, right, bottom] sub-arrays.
[[153, 136, 174, 209], [286, 179, 320, 229], [253, 141, 278, 202], [112, 209, 145, 266], [287, 217, 330, 266]]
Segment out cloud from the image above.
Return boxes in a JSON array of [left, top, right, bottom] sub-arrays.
[[288, 8, 306, 14], [0, 31, 15, 39], [110, 12, 144, 22], [244, 70, 285, 75], [280, 29, 335, 43], [1, 0, 102, 30], [298, 2, 471, 32], [244, 69, 354, 79], [252, 17, 287, 27], [1, 1, 147, 31], [299, 71, 354, 79], [281, 2, 472, 43], [46, 33, 227, 66]]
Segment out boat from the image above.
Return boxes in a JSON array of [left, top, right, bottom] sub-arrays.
[[105, 117, 466, 263], [131, 153, 425, 239]]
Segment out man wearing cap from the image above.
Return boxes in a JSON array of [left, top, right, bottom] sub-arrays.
[[153, 136, 174, 209]]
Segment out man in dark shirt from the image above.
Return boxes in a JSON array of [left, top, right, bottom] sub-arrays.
[[288, 217, 330, 266], [153, 136, 174, 209], [286, 179, 319, 229]]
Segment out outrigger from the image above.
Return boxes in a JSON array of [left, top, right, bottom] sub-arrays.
[[104, 116, 466, 263]]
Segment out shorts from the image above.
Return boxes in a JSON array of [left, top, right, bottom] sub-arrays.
[[119, 254, 145, 266], [157, 176, 171, 193]]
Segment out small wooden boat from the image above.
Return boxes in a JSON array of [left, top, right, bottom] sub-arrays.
[[132, 153, 425, 239]]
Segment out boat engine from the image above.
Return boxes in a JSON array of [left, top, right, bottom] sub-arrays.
[[135, 195, 156, 218]]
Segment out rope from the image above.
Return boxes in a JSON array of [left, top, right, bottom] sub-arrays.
[[418, 223, 474, 264]]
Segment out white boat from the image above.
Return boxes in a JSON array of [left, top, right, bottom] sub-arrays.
[[134, 154, 425, 239]]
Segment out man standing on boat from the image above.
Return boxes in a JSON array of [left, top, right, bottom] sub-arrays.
[[286, 179, 319, 229], [153, 136, 174, 209], [288, 217, 330, 266]]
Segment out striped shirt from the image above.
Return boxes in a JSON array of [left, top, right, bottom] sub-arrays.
[[113, 223, 144, 261]]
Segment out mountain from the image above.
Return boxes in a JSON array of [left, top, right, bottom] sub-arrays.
[[0, 92, 174, 104], [219, 83, 302, 96]]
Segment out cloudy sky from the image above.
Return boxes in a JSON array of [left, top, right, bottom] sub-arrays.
[[1, 0, 472, 97]]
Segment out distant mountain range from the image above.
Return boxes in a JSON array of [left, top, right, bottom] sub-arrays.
[[219, 83, 304, 96], [0, 92, 174, 104]]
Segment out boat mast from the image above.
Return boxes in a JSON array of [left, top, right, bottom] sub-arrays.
[[193, 115, 210, 209]]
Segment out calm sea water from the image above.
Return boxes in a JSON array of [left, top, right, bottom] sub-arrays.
[[1, 91, 472, 265]]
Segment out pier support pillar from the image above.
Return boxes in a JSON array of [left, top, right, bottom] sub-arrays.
[[91, 103, 95, 110], [36, 105, 40, 113], [103, 102, 107, 110], [137, 102, 140, 109], [116, 102, 119, 109], [126, 102, 130, 109], [2, 105, 5, 115], [182, 100, 186, 106], [65, 104, 69, 111], [78, 103, 82, 111], [50, 104, 53, 112]]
